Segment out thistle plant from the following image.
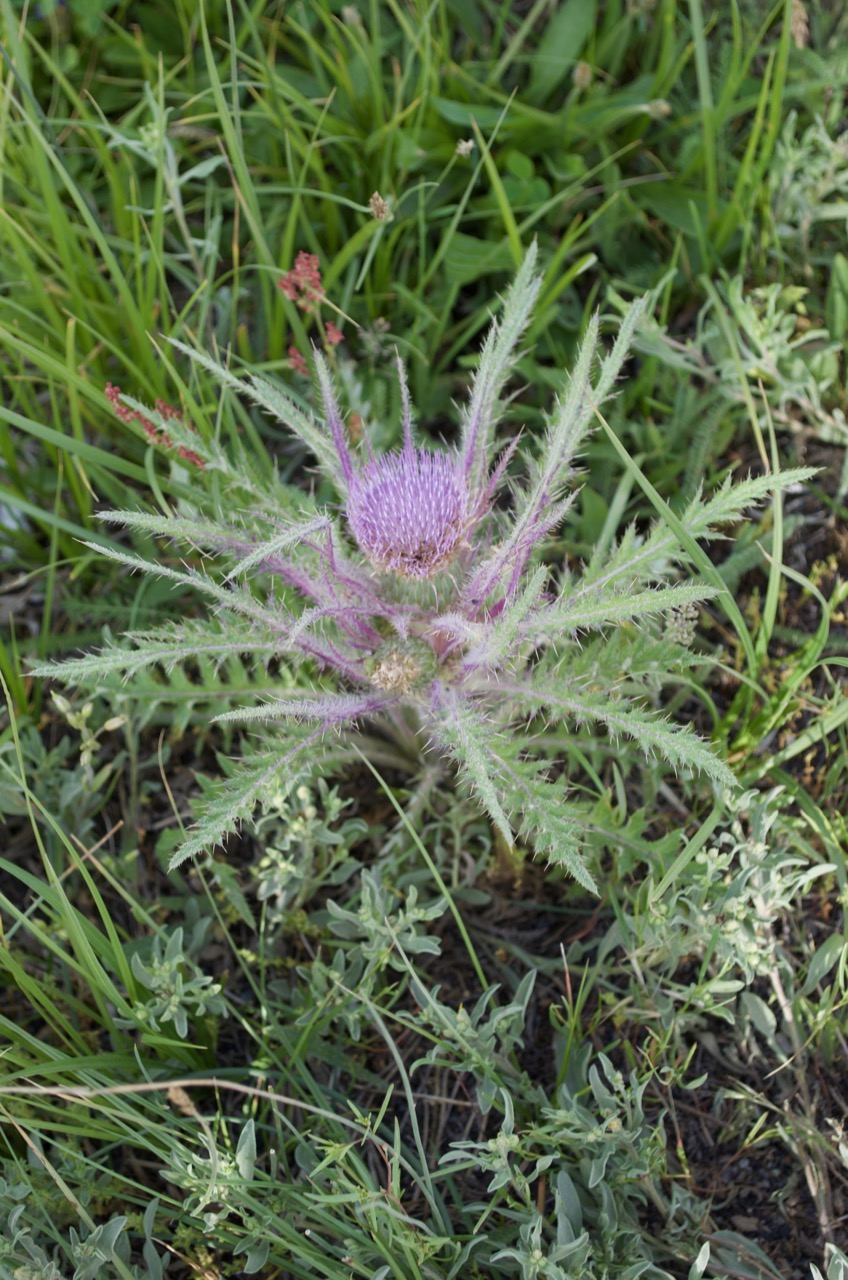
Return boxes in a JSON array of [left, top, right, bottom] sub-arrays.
[[39, 245, 811, 890]]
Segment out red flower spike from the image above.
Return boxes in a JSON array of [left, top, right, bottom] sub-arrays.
[[278, 252, 325, 314]]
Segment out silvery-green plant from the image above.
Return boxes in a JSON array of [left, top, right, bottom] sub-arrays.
[[769, 110, 848, 254], [122, 925, 227, 1040], [38, 245, 809, 890], [635, 273, 848, 470], [241, 778, 366, 934]]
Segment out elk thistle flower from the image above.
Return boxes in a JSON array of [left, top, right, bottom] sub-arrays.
[[346, 442, 469, 579], [319, 347, 474, 581], [40, 244, 810, 889]]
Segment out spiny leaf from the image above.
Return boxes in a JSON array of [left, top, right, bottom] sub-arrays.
[[313, 351, 355, 489], [460, 241, 543, 490], [545, 310, 600, 461], [432, 692, 596, 891], [464, 566, 549, 668], [539, 582, 718, 637], [592, 296, 646, 402], [466, 299, 644, 603], [213, 691, 390, 727], [167, 337, 342, 480], [475, 732, 593, 890], [97, 508, 247, 550], [72, 542, 287, 632], [511, 680, 737, 788], [118, 394, 222, 470], [511, 778, 594, 892], [582, 468, 817, 593], [228, 514, 332, 577], [170, 733, 324, 867], [31, 620, 283, 683], [433, 694, 514, 846]]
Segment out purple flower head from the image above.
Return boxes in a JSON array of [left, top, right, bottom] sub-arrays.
[[346, 444, 469, 579]]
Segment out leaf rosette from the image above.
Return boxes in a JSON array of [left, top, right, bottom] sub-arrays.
[[36, 244, 815, 889]]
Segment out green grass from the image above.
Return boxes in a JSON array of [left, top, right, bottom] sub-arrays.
[[1, 0, 834, 562], [2, 0, 848, 1275]]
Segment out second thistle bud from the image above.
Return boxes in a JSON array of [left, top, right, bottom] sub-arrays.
[[365, 639, 436, 694]]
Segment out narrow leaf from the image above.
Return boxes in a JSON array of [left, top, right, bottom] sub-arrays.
[[509, 681, 737, 788], [167, 337, 342, 480], [432, 695, 514, 845], [228, 514, 331, 577], [32, 622, 282, 684], [431, 692, 596, 891], [464, 566, 549, 667], [460, 242, 543, 489], [96, 509, 243, 549], [539, 582, 718, 637], [213, 691, 389, 727], [171, 732, 323, 866]]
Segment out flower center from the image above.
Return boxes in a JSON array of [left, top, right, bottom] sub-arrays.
[[367, 649, 421, 693], [364, 638, 437, 693], [346, 448, 467, 578]]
